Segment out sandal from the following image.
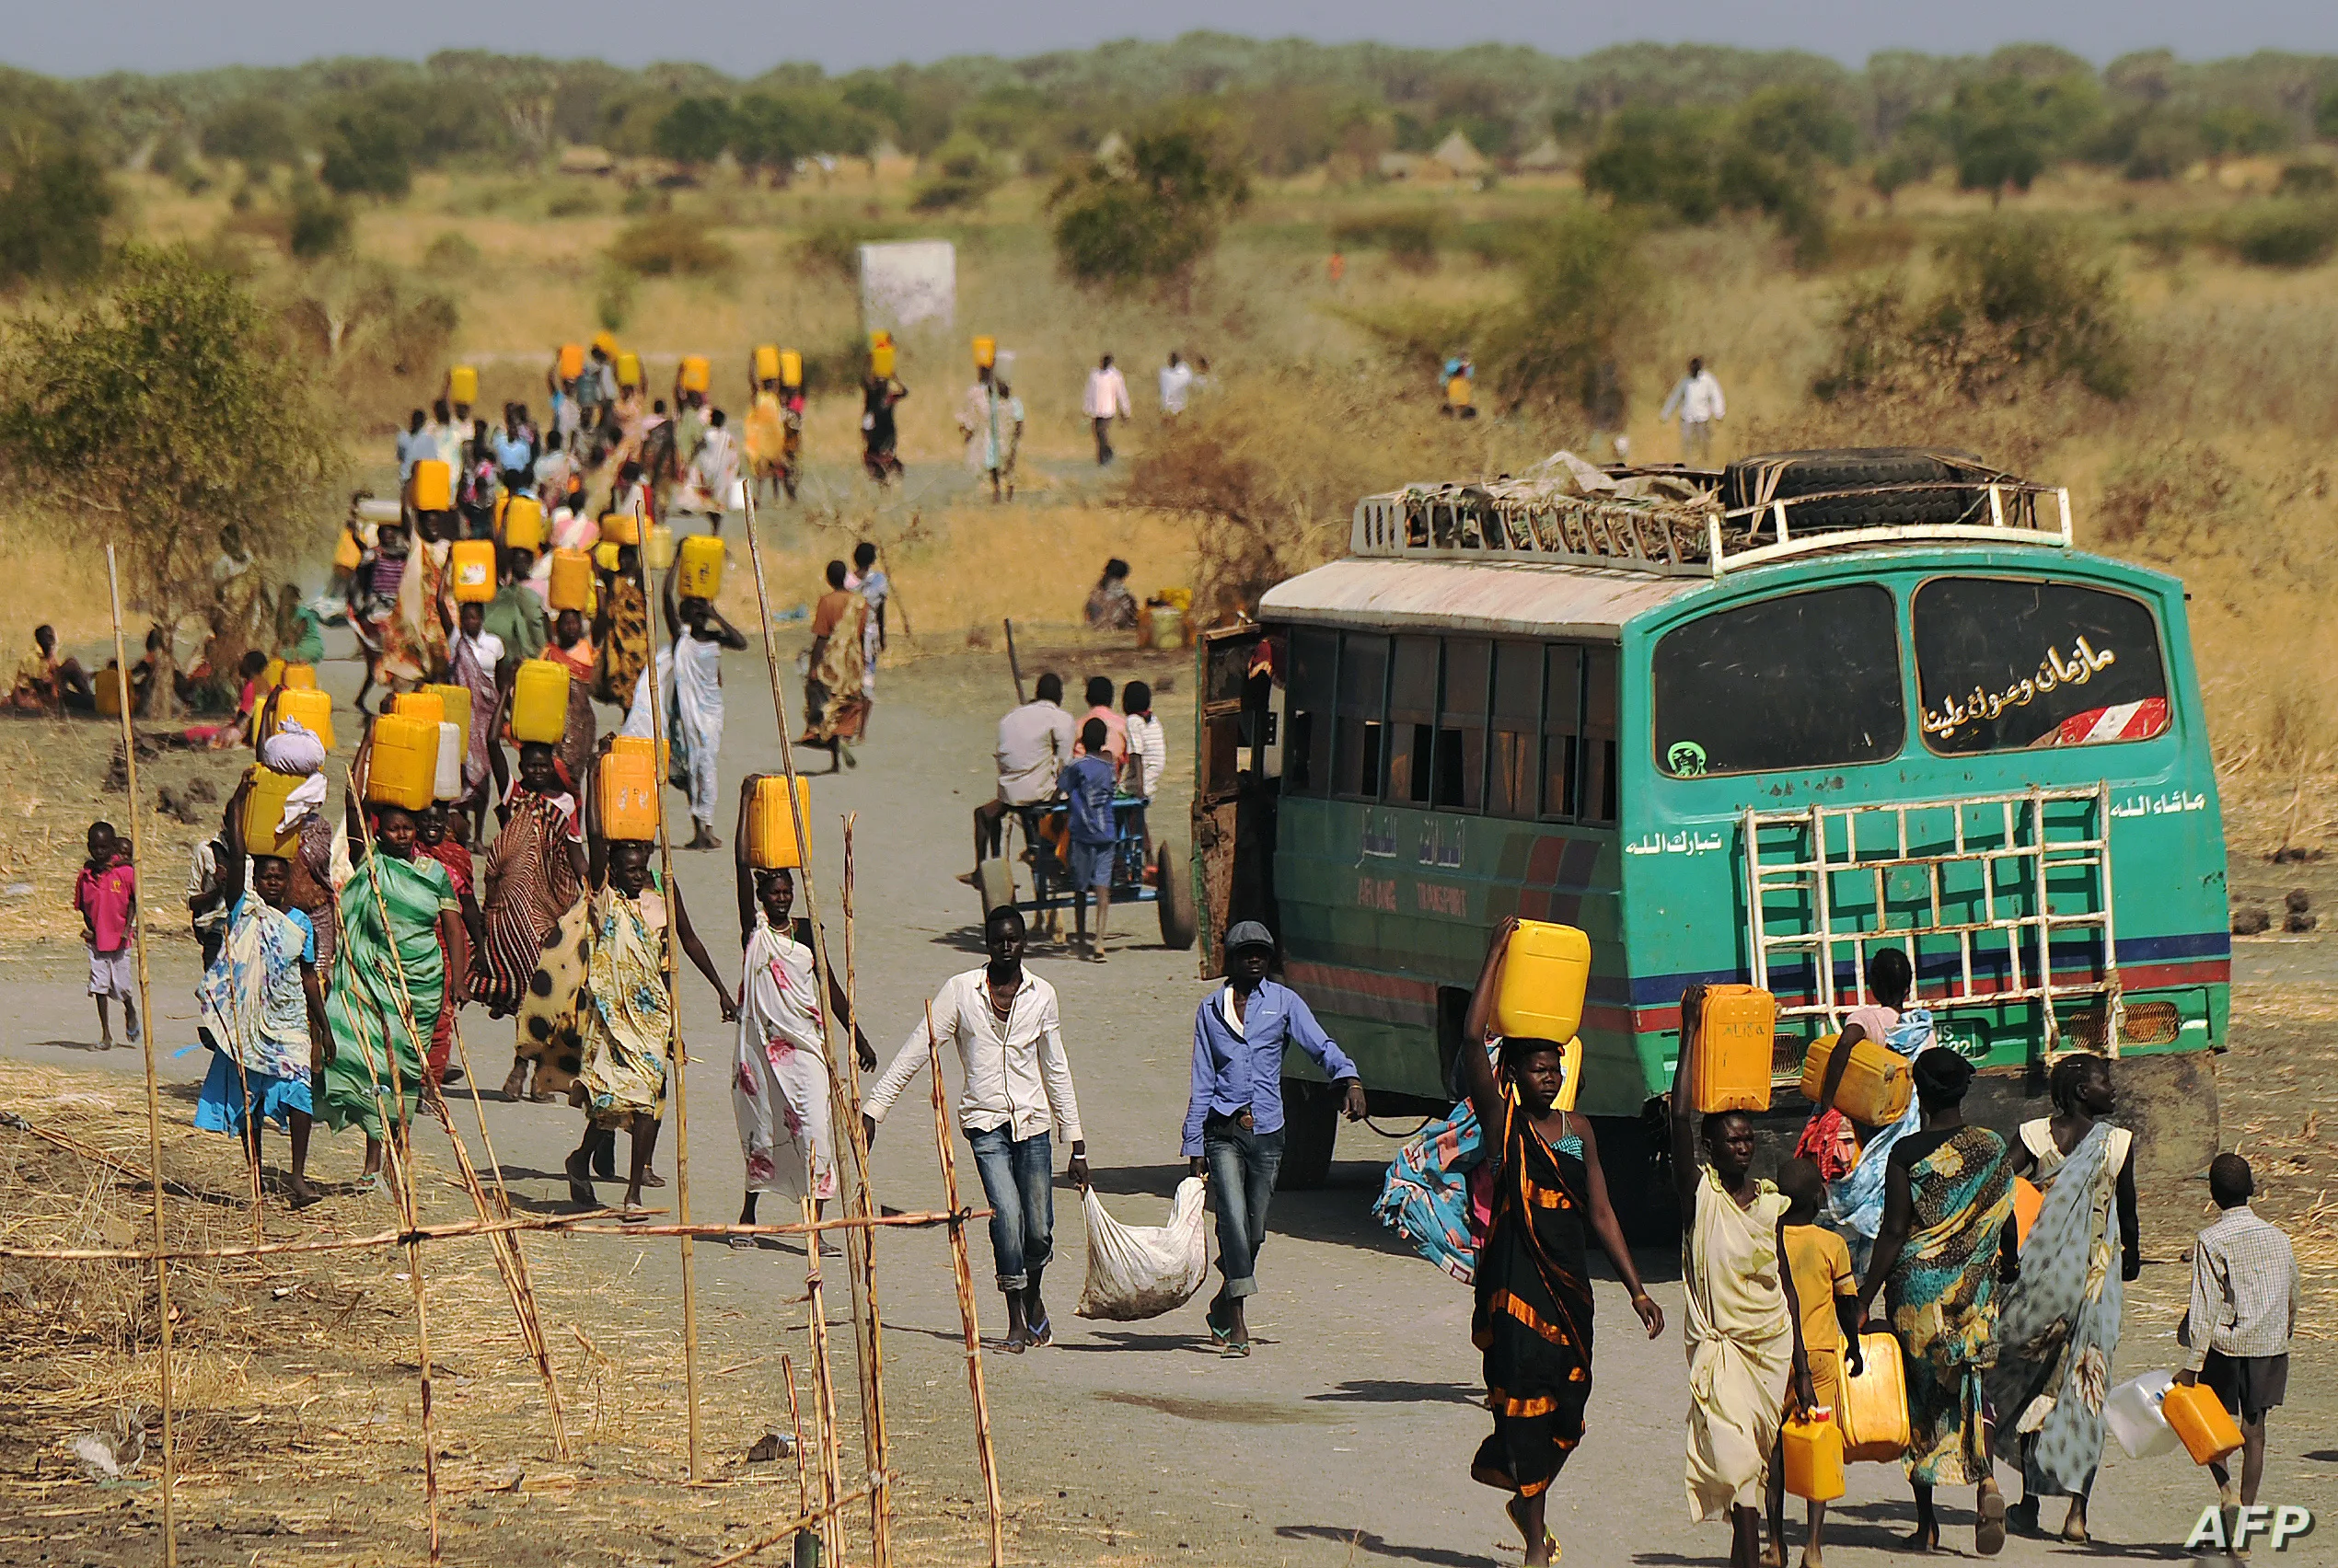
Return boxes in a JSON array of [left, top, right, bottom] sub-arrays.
[[1975, 1480, 2008, 1557], [1505, 1497, 1558, 1561], [1028, 1315, 1053, 1348], [352, 1173, 380, 1195], [1221, 1339, 1252, 1358], [1205, 1302, 1233, 1346], [621, 1202, 651, 1226]]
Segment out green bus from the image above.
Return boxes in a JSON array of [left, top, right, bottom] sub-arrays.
[[1191, 451, 2228, 1203]]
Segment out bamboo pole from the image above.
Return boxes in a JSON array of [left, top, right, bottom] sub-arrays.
[[801, 1194, 846, 1567], [735, 481, 888, 1537], [630, 505, 703, 1481], [923, 999, 1005, 1568], [842, 814, 892, 1567], [707, 1482, 883, 1568], [102, 548, 175, 1568], [781, 1352, 807, 1518], [342, 789, 444, 1564], [0, 1205, 990, 1263]]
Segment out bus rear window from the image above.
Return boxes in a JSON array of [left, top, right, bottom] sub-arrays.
[[1913, 578, 2170, 753], [1653, 585, 1905, 778]]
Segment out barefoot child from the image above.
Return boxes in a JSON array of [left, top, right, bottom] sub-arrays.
[[2178, 1153, 2298, 1536], [1768, 1158, 1862, 1568], [75, 822, 140, 1048]]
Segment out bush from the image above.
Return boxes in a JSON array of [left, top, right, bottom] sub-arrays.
[[1331, 213, 1439, 271], [1489, 208, 1650, 415], [1813, 217, 2131, 404], [607, 215, 734, 278], [0, 136, 113, 285], [2222, 202, 2338, 270], [318, 104, 412, 201], [423, 230, 483, 270], [1581, 107, 1719, 222], [910, 135, 1003, 213], [796, 220, 906, 282], [286, 186, 352, 259], [1048, 116, 1249, 292], [2275, 163, 2338, 199], [202, 98, 299, 170]]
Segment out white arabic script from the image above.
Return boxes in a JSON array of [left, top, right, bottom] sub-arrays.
[[1922, 635, 2118, 738]]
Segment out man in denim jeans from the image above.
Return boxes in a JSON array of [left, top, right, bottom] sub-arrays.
[[1183, 921, 1365, 1355], [864, 905, 1089, 1352]]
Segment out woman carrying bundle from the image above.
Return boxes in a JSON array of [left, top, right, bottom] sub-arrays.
[[728, 790, 875, 1246], [193, 783, 331, 1208], [555, 760, 735, 1216], [1456, 920, 1664, 1565], [1988, 1053, 2139, 1543], [318, 746, 467, 1193], [482, 739, 589, 1101]]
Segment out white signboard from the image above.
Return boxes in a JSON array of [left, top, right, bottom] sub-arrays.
[[858, 240, 956, 332]]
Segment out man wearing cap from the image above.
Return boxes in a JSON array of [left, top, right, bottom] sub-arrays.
[[1181, 921, 1366, 1355]]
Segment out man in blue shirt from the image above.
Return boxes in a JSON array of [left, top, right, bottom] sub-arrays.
[[1059, 718, 1118, 962], [1182, 921, 1366, 1354]]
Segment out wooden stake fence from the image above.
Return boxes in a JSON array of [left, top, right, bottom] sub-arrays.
[[925, 999, 1008, 1567], [103, 547, 177, 1568]]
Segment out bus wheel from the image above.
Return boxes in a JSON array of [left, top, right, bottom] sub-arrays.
[[1278, 1079, 1339, 1189], [973, 859, 1016, 920], [1154, 840, 1197, 950]]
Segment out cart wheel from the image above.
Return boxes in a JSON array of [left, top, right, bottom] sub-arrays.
[[1155, 839, 1197, 951], [974, 859, 1016, 920]]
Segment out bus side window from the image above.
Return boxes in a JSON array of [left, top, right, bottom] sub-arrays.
[[1435, 637, 1489, 813], [1541, 644, 1581, 820], [1489, 640, 1541, 819], [1584, 646, 1619, 824], [1334, 632, 1389, 800], [1286, 628, 1336, 795], [1384, 634, 1438, 806]]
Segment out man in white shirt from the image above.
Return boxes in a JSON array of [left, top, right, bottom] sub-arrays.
[[1083, 353, 1132, 465], [971, 672, 1076, 876], [1158, 351, 1193, 418], [1658, 356, 1726, 468], [864, 905, 1088, 1351]]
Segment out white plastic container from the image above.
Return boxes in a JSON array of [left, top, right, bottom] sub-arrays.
[[433, 721, 464, 801], [2105, 1369, 2181, 1459]]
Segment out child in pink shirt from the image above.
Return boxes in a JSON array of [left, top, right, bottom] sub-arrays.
[[75, 820, 140, 1047]]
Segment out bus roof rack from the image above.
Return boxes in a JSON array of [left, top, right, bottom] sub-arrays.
[[1352, 449, 2073, 580]]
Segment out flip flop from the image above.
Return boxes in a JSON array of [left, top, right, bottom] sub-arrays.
[[1205, 1303, 1233, 1346], [1505, 1496, 1558, 1561], [1028, 1315, 1053, 1347], [352, 1173, 381, 1195], [1221, 1339, 1252, 1358], [1975, 1481, 2008, 1556]]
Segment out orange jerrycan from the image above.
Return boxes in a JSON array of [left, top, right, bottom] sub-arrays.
[[679, 354, 711, 393], [558, 342, 585, 381], [1781, 1409, 1846, 1502], [410, 458, 453, 513], [1838, 1332, 1912, 1462], [548, 548, 594, 611], [502, 493, 546, 554], [448, 365, 479, 405], [753, 344, 781, 383], [597, 735, 662, 840], [676, 534, 724, 600], [1693, 985, 1776, 1113], [1798, 1031, 1912, 1124], [451, 538, 497, 603], [366, 713, 440, 812], [240, 766, 306, 859], [273, 686, 336, 752], [510, 660, 570, 745], [1493, 920, 1591, 1044], [600, 509, 641, 547], [746, 775, 816, 870], [2162, 1382, 2245, 1465]]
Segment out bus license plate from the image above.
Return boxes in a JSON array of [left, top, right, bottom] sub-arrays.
[[1931, 1018, 1991, 1061]]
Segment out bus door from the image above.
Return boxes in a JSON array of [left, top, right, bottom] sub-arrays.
[[1192, 624, 1284, 977]]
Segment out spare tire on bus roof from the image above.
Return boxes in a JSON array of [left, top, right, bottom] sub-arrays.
[[1722, 447, 1997, 532]]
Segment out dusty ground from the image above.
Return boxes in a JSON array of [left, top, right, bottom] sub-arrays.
[[4, 603, 2336, 1567]]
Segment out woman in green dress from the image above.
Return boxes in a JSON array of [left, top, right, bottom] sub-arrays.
[[320, 759, 465, 1192]]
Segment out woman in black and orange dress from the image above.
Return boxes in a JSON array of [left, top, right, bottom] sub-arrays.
[[1458, 918, 1666, 1566]]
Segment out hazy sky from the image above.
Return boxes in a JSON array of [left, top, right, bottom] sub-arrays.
[[12, 0, 2335, 79]]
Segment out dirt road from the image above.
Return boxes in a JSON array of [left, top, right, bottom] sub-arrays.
[[5, 628, 2333, 1566]]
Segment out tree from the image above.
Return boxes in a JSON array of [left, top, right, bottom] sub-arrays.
[[654, 96, 735, 170], [0, 248, 340, 710], [1490, 208, 1649, 416], [2320, 85, 2338, 143], [0, 135, 113, 286], [202, 97, 300, 169], [730, 93, 817, 182], [911, 134, 1003, 212], [1947, 72, 2101, 201], [1049, 114, 1249, 291], [318, 101, 413, 199], [1580, 107, 1719, 222]]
